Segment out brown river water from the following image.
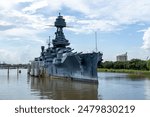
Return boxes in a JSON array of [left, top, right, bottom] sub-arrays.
[[0, 69, 150, 100]]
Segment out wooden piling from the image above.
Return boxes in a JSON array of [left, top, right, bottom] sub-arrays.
[[7, 67, 9, 75]]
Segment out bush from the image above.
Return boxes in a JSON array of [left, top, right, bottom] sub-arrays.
[[98, 59, 148, 70]]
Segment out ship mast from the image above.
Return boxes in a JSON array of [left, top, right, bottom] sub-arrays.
[[48, 36, 51, 48], [95, 31, 98, 52]]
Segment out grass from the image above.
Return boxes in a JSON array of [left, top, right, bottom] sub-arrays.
[[97, 68, 150, 78]]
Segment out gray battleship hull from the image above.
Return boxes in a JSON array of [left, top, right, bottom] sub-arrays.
[[28, 14, 103, 83], [29, 52, 102, 83], [45, 52, 101, 82]]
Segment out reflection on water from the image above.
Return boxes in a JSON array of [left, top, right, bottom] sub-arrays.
[[0, 69, 97, 100], [29, 76, 98, 100], [0, 69, 150, 100], [145, 79, 150, 99]]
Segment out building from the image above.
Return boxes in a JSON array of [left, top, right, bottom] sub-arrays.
[[116, 52, 128, 61]]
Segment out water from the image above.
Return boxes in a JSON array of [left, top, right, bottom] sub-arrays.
[[0, 69, 150, 100], [98, 72, 150, 100]]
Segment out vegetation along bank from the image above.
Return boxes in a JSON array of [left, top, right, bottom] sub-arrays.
[[97, 59, 150, 78]]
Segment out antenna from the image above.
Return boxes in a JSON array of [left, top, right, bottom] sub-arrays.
[[146, 56, 149, 60], [48, 36, 51, 48], [95, 31, 97, 52]]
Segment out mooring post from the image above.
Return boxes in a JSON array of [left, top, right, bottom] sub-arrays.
[[7, 66, 10, 80], [17, 66, 19, 78], [17, 67, 19, 73], [7, 66, 9, 75]]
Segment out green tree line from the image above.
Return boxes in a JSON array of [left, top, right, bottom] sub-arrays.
[[98, 59, 150, 70]]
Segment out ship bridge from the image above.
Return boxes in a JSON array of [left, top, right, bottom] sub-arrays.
[[52, 13, 70, 48]]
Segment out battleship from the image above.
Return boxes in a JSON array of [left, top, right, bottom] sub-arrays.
[[29, 14, 103, 83]]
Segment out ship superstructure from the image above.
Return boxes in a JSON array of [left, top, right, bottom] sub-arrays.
[[29, 14, 103, 83]]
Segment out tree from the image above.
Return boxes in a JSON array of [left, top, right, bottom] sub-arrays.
[[113, 61, 129, 69], [147, 60, 150, 70], [99, 59, 148, 70], [128, 59, 147, 70], [102, 61, 114, 69]]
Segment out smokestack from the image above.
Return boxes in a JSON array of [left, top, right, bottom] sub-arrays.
[[41, 46, 45, 52]]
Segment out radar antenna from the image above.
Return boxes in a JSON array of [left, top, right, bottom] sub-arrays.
[[95, 31, 98, 52], [48, 36, 51, 48]]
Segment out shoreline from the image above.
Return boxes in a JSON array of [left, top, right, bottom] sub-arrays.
[[97, 68, 150, 78]]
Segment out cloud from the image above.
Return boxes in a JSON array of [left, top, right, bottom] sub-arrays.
[[1, 0, 150, 63], [0, 49, 20, 64], [62, 0, 91, 15], [0, 0, 16, 10], [23, 0, 48, 14], [0, 27, 44, 44], [1, 0, 150, 33], [43, 0, 150, 33], [63, 17, 119, 33], [0, 20, 12, 26], [0, 20, 15, 31], [141, 27, 150, 50], [0, 45, 41, 64]]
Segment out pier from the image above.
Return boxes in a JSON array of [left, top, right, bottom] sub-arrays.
[[0, 63, 28, 76], [0, 63, 28, 69]]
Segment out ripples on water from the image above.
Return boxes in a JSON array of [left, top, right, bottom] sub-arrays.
[[0, 69, 150, 100], [98, 72, 150, 100]]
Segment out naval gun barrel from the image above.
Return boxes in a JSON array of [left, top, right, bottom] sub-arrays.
[[77, 52, 82, 54], [63, 49, 74, 53], [68, 49, 74, 52]]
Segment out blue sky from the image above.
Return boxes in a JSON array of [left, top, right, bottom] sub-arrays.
[[0, 0, 150, 63]]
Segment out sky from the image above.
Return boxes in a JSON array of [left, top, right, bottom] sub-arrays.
[[0, 0, 150, 64]]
